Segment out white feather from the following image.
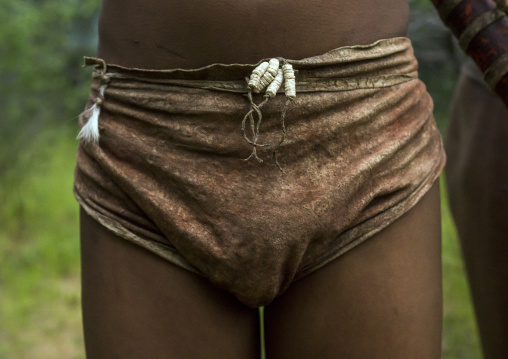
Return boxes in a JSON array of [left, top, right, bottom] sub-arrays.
[[77, 104, 100, 143], [77, 84, 107, 143]]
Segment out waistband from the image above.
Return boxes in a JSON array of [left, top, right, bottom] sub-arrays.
[[84, 37, 419, 94]]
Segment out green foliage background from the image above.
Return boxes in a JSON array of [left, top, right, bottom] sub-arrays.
[[0, 1, 100, 357], [0, 0, 481, 358], [0, 0, 99, 170]]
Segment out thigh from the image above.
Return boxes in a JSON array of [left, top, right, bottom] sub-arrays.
[[265, 182, 442, 359], [446, 75, 508, 358], [80, 208, 260, 359]]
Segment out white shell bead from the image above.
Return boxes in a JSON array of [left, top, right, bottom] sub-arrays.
[[248, 62, 269, 90], [254, 59, 279, 93], [266, 58, 280, 76], [257, 73, 274, 91], [265, 69, 284, 98], [282, 64, 296, 98]]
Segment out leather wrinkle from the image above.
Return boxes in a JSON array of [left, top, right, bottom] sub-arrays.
[[75, 37, 446, 307]]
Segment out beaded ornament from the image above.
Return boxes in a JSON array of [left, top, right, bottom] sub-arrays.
[[242, 59, 296, 171]]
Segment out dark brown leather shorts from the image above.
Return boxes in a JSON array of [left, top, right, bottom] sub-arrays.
[[74, 37, 446, 307]]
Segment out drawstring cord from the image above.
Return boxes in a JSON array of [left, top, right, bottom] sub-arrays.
[[77, 56, 296, 172], [241, 92, 270, 163], [242, 59, 296, 171], [273, 98, 291, 171]]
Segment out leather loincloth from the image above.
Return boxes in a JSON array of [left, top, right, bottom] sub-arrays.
[[74, 37, 446, 307]]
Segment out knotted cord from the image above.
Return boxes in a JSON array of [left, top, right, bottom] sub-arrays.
[[241, 59, 296, 171]]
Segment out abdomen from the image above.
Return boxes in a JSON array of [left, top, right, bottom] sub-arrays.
[[98, 0, 409, 69]]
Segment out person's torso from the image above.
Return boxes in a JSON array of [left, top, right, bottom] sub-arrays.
[[98, 0, 410, 69]]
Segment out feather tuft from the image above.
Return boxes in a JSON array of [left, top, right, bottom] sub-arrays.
[[77, 84, 107, 143], [77, 104, 100, 143]]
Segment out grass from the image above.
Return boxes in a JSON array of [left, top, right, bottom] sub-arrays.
[[0, 127, 83, 359], [0, 129, 481, 358]]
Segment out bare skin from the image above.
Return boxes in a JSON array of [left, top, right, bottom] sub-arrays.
[[81, 182, 442, 358], [97, 0, 409, 69], [446, 72, 508, 359], [81, 1, 442, 358], [80, 208, 261, 359]]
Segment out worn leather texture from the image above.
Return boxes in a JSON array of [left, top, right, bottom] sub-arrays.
[[74, 37, 446, 307]]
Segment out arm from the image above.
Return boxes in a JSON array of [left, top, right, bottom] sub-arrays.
[[431, 0, 508, 106]]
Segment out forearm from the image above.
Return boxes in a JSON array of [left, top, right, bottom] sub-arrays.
[[431, 0, 508, 106]]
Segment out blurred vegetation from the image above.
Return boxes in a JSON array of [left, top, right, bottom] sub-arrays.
[[408, 0, 466, 130], [0, 0, 480, 358], [0, 1, 100, 357], [0, 0, 99, 171]]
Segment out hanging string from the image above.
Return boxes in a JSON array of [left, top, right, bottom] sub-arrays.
[[273, 98, 292, 172], [241, 58, 296, 171], [241, 90, 270, 162]]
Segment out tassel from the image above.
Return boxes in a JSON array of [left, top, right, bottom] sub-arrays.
[[77, 84, 107, 143], [242, 59, 296, 170]]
